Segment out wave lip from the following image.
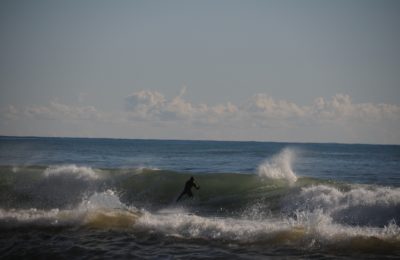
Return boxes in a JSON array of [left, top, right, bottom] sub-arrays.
[[257, 148, 298, 184]]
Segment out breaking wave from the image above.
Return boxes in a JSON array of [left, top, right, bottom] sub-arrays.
[[1, 185, 399, 253], [284, 184, 400, 227]]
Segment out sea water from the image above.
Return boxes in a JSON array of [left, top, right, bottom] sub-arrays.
[[0, 136, 399, 259]]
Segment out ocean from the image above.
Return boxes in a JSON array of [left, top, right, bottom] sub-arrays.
[[0, 136, 399, 259]]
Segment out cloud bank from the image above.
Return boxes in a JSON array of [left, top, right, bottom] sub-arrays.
[[1, 89, 400, 144], [124, 89, 399, 125]]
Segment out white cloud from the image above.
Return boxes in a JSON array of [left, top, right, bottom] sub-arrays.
[[123, 90, 400, 128], [161, 90, 195, 120], [125, 88, 241, 124], [310, 94, 400, 122], [243, 94, 307, 119], [125, 90, 166, 120]]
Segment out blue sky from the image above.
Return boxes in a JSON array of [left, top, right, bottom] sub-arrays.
[[1, 0, 399, 144]]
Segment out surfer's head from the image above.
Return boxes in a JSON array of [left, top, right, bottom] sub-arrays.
[[190, 176, 194, 181]]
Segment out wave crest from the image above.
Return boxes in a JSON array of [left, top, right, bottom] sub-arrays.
[[257, 148, 298, 184], [33, 165, 100, 208]]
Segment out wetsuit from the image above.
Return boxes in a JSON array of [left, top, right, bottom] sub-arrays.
[[176, 178, 199, 202]]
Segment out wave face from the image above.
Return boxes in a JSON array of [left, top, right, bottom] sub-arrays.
[[0, 161, 399, 256]]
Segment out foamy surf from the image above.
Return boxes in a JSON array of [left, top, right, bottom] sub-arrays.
[[0, 184, 399, 255], [135, 206, 400, 252], [1, 197, 399, 251], [0, 190, 141, 229]]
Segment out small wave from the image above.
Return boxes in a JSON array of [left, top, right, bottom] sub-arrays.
[[44, 165, 99, 180], [257, 148, 298, 184]]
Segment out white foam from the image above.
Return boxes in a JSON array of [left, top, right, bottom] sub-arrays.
[[134, 166, 160, 174], [257, 148, 298, 184], [137, 210, 289, 241], [287, 184, 400, 211], [44, 165, 99, 180], [288, 209, 400, 242], [78, 189, 127, 211], [0, 208, 60, 222]]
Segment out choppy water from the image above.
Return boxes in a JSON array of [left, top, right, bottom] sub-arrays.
[[0, 136, 399, 259]]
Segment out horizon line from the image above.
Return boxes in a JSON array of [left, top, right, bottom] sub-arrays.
[[0, 134, 398, 146]]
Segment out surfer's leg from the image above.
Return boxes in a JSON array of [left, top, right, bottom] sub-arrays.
[[176, 191, 186, 202]]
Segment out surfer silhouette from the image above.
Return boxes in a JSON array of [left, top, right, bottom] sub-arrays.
[[176, 177, 200, 202]]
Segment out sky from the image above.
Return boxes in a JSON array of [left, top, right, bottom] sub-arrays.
[[0, 0, 399, 144]]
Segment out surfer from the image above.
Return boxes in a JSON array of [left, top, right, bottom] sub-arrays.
[[176, 177, 200, 202]]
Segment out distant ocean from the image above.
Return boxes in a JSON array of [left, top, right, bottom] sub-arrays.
[[0, 136, 399, 259]]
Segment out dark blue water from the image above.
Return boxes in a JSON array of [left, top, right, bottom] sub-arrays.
[[1, 136, 399, 186]]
